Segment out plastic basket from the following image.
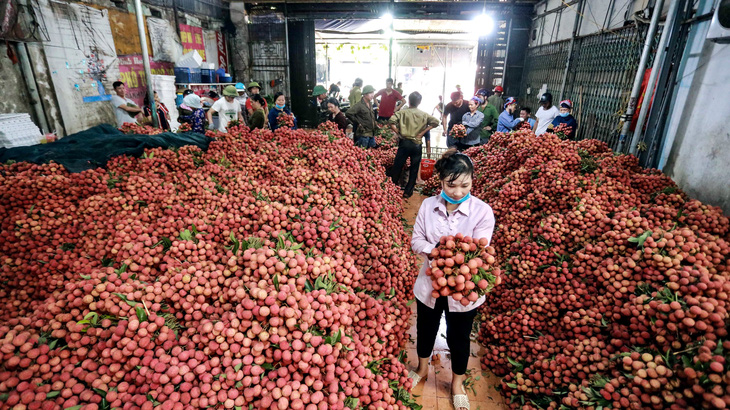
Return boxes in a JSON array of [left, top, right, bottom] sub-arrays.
[[201, 69, 217, 83], [420, 158, 436, 180], [174, 67, 202, 84]]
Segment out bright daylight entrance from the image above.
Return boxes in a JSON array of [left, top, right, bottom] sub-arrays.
[[315, 19, 480, 150]]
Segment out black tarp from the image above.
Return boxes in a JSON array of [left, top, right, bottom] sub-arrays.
[[0, 124, 211, 173]]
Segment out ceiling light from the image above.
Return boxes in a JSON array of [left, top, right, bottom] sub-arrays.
[[473, 13, 494, 37]]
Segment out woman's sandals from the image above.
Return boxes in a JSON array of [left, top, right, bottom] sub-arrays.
[[453, 385, 470, 410], [407, 370, 424, 386]]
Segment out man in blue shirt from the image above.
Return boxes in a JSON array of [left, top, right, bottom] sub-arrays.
[[497, 97, 524, 132], [520, 107, 536, 129], [548, 99, 578, 140]]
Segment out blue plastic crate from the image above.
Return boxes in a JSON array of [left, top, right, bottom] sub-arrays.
[[174, 67, 202, 84], [201, 69, 216, 83], [220, 75, 233, 83]]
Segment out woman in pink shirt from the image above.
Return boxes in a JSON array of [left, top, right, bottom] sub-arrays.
[[408, 149, 495, 410]]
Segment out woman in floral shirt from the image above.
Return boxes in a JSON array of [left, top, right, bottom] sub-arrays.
[[179, 94, 207, 133]]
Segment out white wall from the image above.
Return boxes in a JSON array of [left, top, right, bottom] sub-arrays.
[[661, 0, 730, 214]]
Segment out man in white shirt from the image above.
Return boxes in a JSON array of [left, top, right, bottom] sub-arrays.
[[533, 92, 560, 135], [207, 85, 244, 132], [110, 81, 143, 127]]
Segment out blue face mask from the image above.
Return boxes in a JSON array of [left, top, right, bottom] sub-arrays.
[[275, 104, 285, 110], [560, 112, 569, 117], [441, 191, 471, 205]]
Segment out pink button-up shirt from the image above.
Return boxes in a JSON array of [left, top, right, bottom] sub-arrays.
[[411, 195, 496, 312]]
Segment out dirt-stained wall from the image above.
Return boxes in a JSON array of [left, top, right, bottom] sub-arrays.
[[0, 51, 34, 117]]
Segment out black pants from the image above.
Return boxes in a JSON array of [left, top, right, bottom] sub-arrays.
[[391, 139, 422, 196], [455, 141, 477, 152], [416, 298, 477, 375]]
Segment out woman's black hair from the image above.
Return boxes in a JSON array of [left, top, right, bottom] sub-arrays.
[[143, 91, 157, 106], [273, 91, 285, 102], [182, 89, 194, 97], [435, 148, 474, 183], [327, 97, 339, 107], [250, 94, 265, 105]]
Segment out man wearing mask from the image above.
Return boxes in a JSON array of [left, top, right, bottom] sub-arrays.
[[548, 99, 578, 140], [497, 97, 524, 132], [208, 85, 244, 132], [346, 85, 378, 148], [488, 86, 505, 113], [475, 89, 498, 144], [442, 91, 470, 148], [533, 92, 559, 135]]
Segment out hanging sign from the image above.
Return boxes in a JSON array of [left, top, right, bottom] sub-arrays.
[[216, 32, 228, 71], [179, 24, 206, 61]]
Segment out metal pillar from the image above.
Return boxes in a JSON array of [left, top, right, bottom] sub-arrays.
[[133, 0, 158, 128], [15, 43, 49, 134], [284, 3, 292, 97], [629, 0, 681, 156], [388, 22, 394, 79], [616, 0, 665, 153], [559, 0, 584, 100], [502, 17, 513, 90]]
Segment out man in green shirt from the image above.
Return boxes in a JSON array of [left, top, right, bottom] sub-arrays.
[[346, 85, 378, 148], [349, 78, 363, 107], [476, 88, 499, 144], [388, 91, 439, 198], [488, 85, 505, 113]]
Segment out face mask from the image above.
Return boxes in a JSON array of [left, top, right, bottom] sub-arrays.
[[560, 112, 569, 117], [441, 190, 471, 205], [275, 104, 285, 109]]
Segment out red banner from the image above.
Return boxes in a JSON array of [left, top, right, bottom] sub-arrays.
[[117, 55, 174, 107], [216, 31, 228, 71], [180, 24, 205, 61]]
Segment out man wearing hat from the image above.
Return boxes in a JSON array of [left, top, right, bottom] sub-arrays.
[[312, 85, 330, 125], [488, 86, 505, 113], [346, 85, 378, 148], [245, 81, 268, 117], [207, 85, 244, 133], [533, 92, 559, 136], [548, 99, 578, 140], [442, 91, 470, 147], [497, 97, 524, 133], [475, 88, 499, 144]]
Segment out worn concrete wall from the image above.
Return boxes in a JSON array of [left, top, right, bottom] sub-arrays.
[[0, 51, 34, 116], [530, 0, 653, 47], [27, 43, 66, 137], [661, 0, 730, 215], [229, 2, 251, 84]]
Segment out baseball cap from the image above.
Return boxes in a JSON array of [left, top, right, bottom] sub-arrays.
[[560, 99, 573, 109], [503, 97, 517, 109], [494, 86, 504, 93]]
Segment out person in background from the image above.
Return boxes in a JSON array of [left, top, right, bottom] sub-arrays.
[[110, 81, 142, 127], [269, 91, 298, 131], [475, 88, 498, 144], [349, 78, 363, 107], [432, 95, 444, 117], [245, 82, 267, 117], [248, 94, 267, 130], [178, 94, 206, 133], [548, 99, 578, 140], [200, 90, 218, 108], [520, 107, 536, 129], [394, 82, 404, 96], [142, 91, 170, 131], [442, 91, 470, 148], [177, 89, 195, 124], [497, 97, 524, 132], [408, 150, 495, 410], [327, 98, 349, 132], [455, 84, 463, 98], [533, 92, 559, 136], [207, 85, 243, 133], [459, 97, 485, 151], [346, 85, 378, 148], [488, 86, 505, 113], [234, 82, 247, 109], [374, 78, 406, 121], [312, 85, 329, 124], [329, 82, 341, 99], [388, 91, 439, 198]]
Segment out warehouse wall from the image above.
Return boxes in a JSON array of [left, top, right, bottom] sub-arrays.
[[0, 51, 34, 117], [661, 0, 730, 215], [530, 0, 654, 46]]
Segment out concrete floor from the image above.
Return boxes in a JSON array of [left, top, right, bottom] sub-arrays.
[[401, 193, 506, 410]]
